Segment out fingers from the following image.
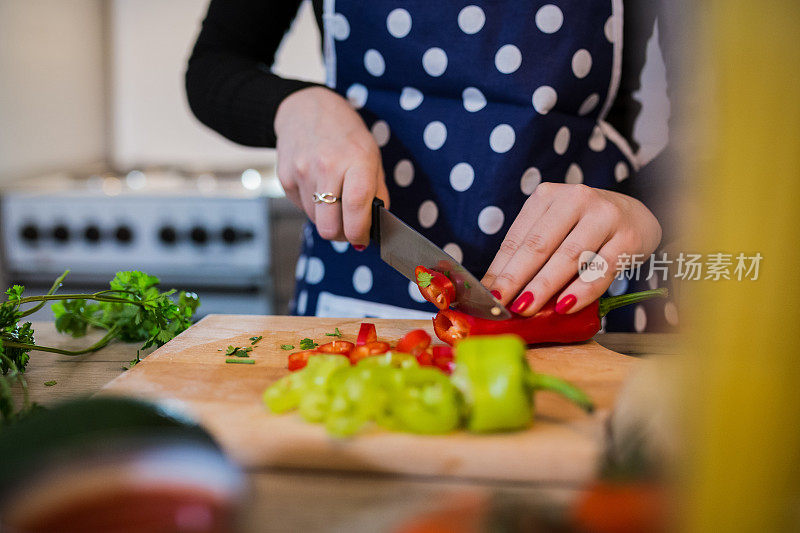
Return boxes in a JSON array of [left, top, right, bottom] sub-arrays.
[[314, 179, 345, 241], [512, 217, 612, 316], [551, 235, 627, 314], [484, 198, 582, 308], [342, 160, 381, 247]]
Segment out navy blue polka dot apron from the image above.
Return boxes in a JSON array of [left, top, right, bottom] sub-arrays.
[[291, 1, 670, 331]]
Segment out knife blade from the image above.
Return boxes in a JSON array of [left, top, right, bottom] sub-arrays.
[[370, 199, 510, 320]]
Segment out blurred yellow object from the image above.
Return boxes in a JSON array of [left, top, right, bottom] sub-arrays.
[[682, 1, 800, 531]]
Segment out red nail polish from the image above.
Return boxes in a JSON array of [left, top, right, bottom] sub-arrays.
[[353, 244, 366, 251], [555, 294, 577, 314], [509, 291, 533, 314], [490, 290, 502, 300]]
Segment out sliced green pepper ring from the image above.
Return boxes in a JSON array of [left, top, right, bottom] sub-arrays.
[[390, 366, 461, 434]]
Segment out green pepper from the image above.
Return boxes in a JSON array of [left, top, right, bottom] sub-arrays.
[[325, 365, 397, 437], [355, 351, 419, 369], [452, 335, 594, 433], [389, 366, 461, 434], [263, 354, 349, 414]]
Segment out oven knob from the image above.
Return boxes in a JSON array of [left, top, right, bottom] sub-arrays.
[[20, 224, 39, 242], [84, 225, 101, 243], [115, 225, 134, 244], [159, 226, 177, 245], [52, 225, 70, 242], [190, 226, 208, 245]]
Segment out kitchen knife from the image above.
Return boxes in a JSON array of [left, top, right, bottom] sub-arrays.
[[370, 199, 511, 320]]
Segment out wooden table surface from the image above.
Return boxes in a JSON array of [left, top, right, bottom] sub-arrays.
[[9, 322, 680, 533]]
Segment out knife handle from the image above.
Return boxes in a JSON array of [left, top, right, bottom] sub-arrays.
[[370, 197, 384, 244]]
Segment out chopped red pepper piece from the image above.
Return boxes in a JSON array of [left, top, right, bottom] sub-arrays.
[[415, 348, 433, 367], [431, 345, 455, 374], [287, 350, 320, 371], [414, 266, 456, 310], [356, 322, 378, 346], [395, 329, 431, 356], [433, 289, 668, 346], [349, 341, 391, 364], [317, 340, 355, 355]]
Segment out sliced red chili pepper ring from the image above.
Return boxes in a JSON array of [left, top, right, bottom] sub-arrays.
[[349, 341, 391, 364], [414, 266, 456, 310], [396, 329, 432, 356], [287, 350, 321, 371], [317, 340, 355, 355], [356, 322, 378, 346]]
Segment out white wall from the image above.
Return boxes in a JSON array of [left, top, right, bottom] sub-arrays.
[[109, 0, 325, 171], [0, 0, 106, 182]]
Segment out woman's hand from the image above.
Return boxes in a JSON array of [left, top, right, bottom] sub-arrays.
[[481, 183, 662, 316], [274, 87, 390, 247]]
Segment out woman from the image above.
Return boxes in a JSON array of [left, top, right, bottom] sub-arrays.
[[186, 0, 677, 331]]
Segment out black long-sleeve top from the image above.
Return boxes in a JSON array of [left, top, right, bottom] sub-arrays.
[[185, 0, 679, 241]]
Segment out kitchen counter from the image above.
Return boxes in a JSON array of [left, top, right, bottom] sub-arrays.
[[10, 322, 680, 532]]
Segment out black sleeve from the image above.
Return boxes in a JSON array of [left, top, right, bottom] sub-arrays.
[[185, 0, 324, 148], [607, 0, 682, 245]]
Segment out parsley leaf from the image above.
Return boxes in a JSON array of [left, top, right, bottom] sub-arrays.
[[43, 380, 57, 387], [280, 344, 295, 350], [416, 271, 433, 288], [225, 345, 252, 357], [249, 335, 263, 345], [299, 338, 318, 350], [325, 328, 343, 338]]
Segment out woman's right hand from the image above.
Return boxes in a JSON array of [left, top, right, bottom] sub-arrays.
[[274, 86, 390, 248]]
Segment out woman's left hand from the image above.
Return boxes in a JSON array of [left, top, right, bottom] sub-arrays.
[[481, 183, 662, 316]]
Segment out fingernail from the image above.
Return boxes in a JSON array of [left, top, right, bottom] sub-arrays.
[[353, 244, 366, 251], [509, 291, 533, 314], [490, 290, 502, 300], [555, 294, 577, 314]]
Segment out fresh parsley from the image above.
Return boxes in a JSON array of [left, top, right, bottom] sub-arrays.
[[299, 338, 318, 350], [249, 336, 263, 345], [280, 344, 295, 350], [416, 271, 433, 288], [43, 380, 57, 387], [225, 345, 252, 357], [325, 328, 343, 338]]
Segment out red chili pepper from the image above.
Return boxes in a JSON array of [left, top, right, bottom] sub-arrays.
[[414, 266, 456, 310], [287, 350, 320, 371], [356, 322, 378, 346], [396, 329, 432, 356], [317, 340, 355, 355], [431, 345, 455, 374], [349, 341, 391, 364], [433, 289, 667, 346], [416, 348, 433, 366]]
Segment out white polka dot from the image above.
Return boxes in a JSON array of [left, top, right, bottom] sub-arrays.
[[458, 5, 485, 34], [364, 49, 385, 77], [330, 13, 350, 40], [443, 243, 463, 263], [565, 163, 583, 184], [331, 241, 349, 253], [418, 200, 439, 228], [532, 86, 558, 115], [489, 124, 515, 153], [571, 49, 593, 79], [462, 87, 486, 112], [664, 301, 679, 327], [399, 87, 423, 110], [386, 8, 412, 38], [422, 47, 448, 77], [346, 84, 368, 109], [615, 161, 630, 182], [449, 163, 474, 192], [305, 257, 325, 284], [520, 167, 541, 195], [648, 275, 659, 290], [535, 4, 563, 34], [296, 290, 308, 314], [303, 224, 313, 247], [589, 126, 606, 151], [495, 44, 522, 74], [554, 126, 571, 155], [578, 93, 600, 116], [394, 159, 414, 187], [295, 255, 307, 280], [478, 206, 504, 235], [604, 16, 616, 43], [352, 265, 373, 294], [408, 280, 427, 303], [608, 276, 628, 296], [371, 120, 390, 147], [423, 121, 447, 150], [634, 305, 647, 332]]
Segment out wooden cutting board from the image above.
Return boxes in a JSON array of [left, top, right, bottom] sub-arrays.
[[100, 315, 637, 484]]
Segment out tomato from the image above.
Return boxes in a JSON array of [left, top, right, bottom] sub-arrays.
[[349, 341, 391, 364], [287, 350, 319, 371], [414, 266, 456, 310], [317, 340, 355, 355], [396, 329, 432, 356], [356, 322, 378, 346]]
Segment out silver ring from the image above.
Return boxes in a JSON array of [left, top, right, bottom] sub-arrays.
[[312, 192, 340, 204]]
